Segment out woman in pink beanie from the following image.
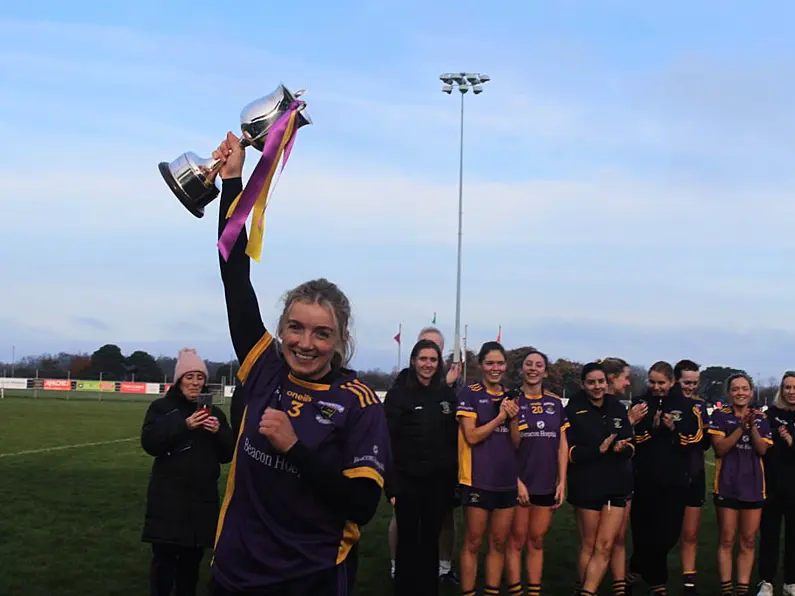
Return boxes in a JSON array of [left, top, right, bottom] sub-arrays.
[[141, 347, 235, 596]]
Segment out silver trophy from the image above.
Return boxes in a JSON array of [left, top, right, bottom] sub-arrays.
[[158, 84, 311, 218]]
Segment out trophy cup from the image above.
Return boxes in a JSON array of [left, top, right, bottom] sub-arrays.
[[158, 84, 311, 218]]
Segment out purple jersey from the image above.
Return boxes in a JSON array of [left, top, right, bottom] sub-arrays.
[[456, 383, 517, 492], [516, 391, 569, 495], [212, 332, 390, 590], [708, 407, 773, 502]]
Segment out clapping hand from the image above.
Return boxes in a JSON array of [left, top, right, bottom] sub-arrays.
[[501, 398, 519, 420], [779, 425, 793, 447], [600, 433, 618, 454], [613, 438, 631, 452], [628, 402, 648, 425]]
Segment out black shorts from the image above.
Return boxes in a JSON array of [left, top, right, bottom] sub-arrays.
[[460, 485, 518, 511], [568, 495, 629, 511], [713, 494, 765, 510], [685, 469, 706, 508], [526, 493, 556, 507]]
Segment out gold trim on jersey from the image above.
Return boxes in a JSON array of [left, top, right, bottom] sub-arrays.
[[458, 427, 473, 486], [343, 466, 384, 488], [237, 332, 274, 384], [337, 521, 361, 564], [341, 380, 379, 408], [212, 405, 248, 564], [288, 372, 331, 391]]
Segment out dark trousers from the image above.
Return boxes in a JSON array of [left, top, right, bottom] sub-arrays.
[[149, 543, 204, 596], [629, 481, 687, 587], [209, 561, 350, 596], [393, 480, 450, 596], [759, 491, 795, 584]]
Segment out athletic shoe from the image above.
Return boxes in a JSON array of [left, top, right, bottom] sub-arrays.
[[755, 581, 773, 596], [440, 569, 459, 585]]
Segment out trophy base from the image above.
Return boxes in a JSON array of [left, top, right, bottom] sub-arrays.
[[158, 161, 216, 219]]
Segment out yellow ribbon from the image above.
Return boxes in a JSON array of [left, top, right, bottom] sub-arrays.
[[224, 109, 299, 262]]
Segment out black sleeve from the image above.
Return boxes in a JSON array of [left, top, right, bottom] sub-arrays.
[[383, 389, 402, 499], [217, 177, 267, 364], [564, 407, 602, 465], [230, 385, 245, 437], [140, 401, 190, 457], [286, 442, 382, 526], [211, 408, 237, 464]]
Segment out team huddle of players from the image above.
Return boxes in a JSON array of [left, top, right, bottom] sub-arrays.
[[392, 333, 795, 596]]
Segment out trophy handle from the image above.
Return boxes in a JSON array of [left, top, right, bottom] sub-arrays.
[[204, 136, 254, 173]]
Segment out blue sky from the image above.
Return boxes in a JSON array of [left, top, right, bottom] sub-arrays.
[[2, 1, 795, 380]]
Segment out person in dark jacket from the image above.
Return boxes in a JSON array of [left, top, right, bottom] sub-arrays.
[[627, 361, 702, 596], [565, 362, 634, 596], [755, 371, 795, 596], [385, 339, 459, 596], [386, 325, 461, 584], [141, 348, 236, 596]]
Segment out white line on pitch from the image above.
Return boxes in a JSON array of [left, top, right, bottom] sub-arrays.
[[0, 437, 137, 458]]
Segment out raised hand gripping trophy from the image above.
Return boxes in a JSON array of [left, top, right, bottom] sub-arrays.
[[158, 84, 311, 262]]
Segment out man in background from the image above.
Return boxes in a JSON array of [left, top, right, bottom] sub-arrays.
[[388, 326, 462, 584]]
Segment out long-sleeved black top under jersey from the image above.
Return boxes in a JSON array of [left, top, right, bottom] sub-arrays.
[[212, 177, 389, 590]]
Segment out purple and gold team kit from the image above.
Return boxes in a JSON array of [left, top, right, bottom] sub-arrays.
[[708, 407, 773, 509], [455, 384, 566, 510], [516, 391, 569, 506], [211, 332, 390, 591]]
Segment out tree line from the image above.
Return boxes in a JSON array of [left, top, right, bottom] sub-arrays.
[[0, 344, 780, 405]]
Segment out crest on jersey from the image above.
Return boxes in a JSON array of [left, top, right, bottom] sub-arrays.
[[544, 402, 556, 415], [440, 401, 452, 415], [670, 410, 683, 422], [613, 417, 623, 429]]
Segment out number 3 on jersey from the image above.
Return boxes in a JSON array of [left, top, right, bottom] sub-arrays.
[[287, 400, 304, 418]]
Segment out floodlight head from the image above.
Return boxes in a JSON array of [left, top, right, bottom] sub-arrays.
[[472, 85, 483, 94], [451, 74, 464, 84], [458, 84, 469, 94], [478, 74, 491, 83], [466, 75, 480, 85], [440, 73, 455, 85], [442, 84, 453, 94]]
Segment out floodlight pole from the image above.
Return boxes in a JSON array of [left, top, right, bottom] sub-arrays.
[[439, 72, 489, 364]]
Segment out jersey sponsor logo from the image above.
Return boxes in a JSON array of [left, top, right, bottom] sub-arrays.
[[243, 437, 300, 476], [536, 420, 546, 430], [286, 390, 313, 403], [520, 429, 558, 439]]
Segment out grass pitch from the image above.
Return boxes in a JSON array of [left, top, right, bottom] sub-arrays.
[[0, 397, 734, 595]]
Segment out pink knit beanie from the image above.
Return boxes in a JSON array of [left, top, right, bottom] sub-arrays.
[[174, 348, 208, 382]]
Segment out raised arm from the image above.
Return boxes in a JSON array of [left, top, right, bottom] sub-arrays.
[[214, 133, 266, 363]]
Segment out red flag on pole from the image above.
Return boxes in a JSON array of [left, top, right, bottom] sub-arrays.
[[496, 325, 502, 343], [394, 329, 401, 344]]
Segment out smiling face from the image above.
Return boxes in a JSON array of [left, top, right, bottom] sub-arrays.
[[179, 371, 205, 400], [729, 376, 753, 408], [413, 347, 439, 385], [481, 350, 507, 386], [782, 375, 795, 408], [648, 370, 674, 397], [522, 353, 547, 390], [679, 370, 700, 398], [609, 366, 631, 396], [280, 300, 339, 379], [584, 370, 608, 401]]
